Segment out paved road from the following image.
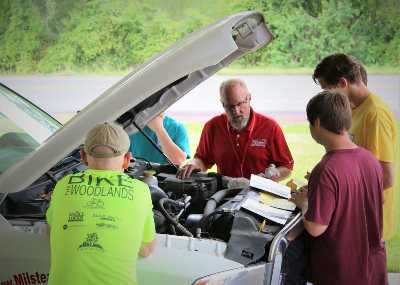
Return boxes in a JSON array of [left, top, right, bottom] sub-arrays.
[[1, 74, 399, 122]]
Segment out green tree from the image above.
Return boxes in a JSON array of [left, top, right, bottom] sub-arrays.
[[0, 0, 398, 73], [0, 0, 44, 72]]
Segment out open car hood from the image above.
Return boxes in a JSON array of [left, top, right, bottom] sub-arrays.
[[0, 11, 273, 194]]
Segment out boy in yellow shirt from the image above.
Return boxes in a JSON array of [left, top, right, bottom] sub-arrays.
[[313, 53, 398, 240]]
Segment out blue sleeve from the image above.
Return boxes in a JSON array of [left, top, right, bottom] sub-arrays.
[[129, 133, 142, 158], [129, 133, 136, 154]]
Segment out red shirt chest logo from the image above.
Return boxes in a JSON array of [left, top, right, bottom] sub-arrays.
[[250, 138, 267, 147]]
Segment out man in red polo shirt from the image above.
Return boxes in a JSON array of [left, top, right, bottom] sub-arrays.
[[177, 78, 293, 180]]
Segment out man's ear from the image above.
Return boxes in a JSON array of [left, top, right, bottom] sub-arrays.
[[80, 149, 88, 166], [338, 77, 349, 88], [314, 117, 321, 129], [123, 152, 133, 170]]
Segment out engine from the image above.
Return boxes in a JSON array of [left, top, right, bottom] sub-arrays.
[[126, 159, 292, 265], [0, 154, 297, 266]]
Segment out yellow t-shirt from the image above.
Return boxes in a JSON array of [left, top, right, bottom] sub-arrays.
[[350, 93, 399, 240], [46, 169, 155, 285]]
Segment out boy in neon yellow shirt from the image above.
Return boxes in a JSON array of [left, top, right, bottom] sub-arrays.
[[313, 53, 398, 240], [46, 122, 155, 285]]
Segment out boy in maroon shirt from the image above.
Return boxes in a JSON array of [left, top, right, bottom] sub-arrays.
[[291, 91, 387, 285]]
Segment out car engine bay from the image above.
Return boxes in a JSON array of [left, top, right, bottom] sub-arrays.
[[0, 148, 298, 266]]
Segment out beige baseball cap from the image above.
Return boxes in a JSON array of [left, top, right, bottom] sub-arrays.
[[84, 122, 130, 158]]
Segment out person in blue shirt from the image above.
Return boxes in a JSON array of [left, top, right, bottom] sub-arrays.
[[130, 114, 190, 166]]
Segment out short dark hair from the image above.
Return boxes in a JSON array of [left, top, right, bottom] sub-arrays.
[[360, 63, 367, 85], [306, 91, 352, 134], [313, 53, 363, 86]]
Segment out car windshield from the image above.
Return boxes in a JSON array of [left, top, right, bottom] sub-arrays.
[[0, 85, 62, 173]]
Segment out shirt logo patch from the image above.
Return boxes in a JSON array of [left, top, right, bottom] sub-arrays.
[[84, 198, 105, 209], [78, 233, 104, 252], [68, 211, 84, 222], [250, 138, 266, 147]]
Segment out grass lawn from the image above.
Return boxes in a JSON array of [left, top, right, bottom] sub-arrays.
[[184, 121, 399, 272]]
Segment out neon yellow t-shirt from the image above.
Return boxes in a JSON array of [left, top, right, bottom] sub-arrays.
[[46, 169, 155, 285], [350, 93, 399, 240]]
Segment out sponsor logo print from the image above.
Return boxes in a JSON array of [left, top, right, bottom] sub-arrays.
[[250, 138, 267, 147], [96, 222, 118, 230], [78, 233, 103, 251], [68, 211, 84, 222], [65, 174, 134, 200], [92, 214, 119, 230], [93, 213, 118, 222], [84, 198, 105, 209], [241, 249, 254, 260], [1, 272, 49, 285]]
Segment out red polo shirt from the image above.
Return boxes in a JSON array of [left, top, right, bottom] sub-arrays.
[[195, 109, 293, 178]]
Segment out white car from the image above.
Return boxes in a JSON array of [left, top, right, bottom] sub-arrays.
[[0, 11, 301, 285]]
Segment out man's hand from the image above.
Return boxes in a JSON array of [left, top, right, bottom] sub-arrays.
[[289, 185, 308, 213], [40, 191, 52, 201], [290, 186, 329, 237], [257, 164, 291, 182], [264, 164, 280, 181], [176, 158, 207, 179], [139, 239, 155, 258], [176, 163, 200, 179]]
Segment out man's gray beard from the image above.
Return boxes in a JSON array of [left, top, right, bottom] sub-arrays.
[[230, 116, 249, 131]]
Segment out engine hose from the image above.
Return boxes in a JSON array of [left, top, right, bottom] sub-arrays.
[[158, 198, 193, 237], [200, 209, 234, 233], [169, 224, 176, 235], [203, 187, 242, 216]]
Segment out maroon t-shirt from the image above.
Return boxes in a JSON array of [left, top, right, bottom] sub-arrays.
[[305, 148, 387, 285], [194, 109, 293, 178]]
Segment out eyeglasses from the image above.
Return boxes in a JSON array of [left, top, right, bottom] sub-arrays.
[[221, 95, 249, 112]]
